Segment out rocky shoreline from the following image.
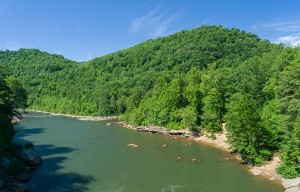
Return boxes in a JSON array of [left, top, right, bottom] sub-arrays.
[[117, 121, 299, 192], [22, 111, 299, 191], [0, 149, 42, 192], [117, 122, 194, 137], [26, 110, 117, 121], [282, 178, 300, 192]]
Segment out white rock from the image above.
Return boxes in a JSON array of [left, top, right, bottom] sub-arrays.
[[285, 186, 300, 192], [249, 166, 262, 176], [282, 178, 300, 189]]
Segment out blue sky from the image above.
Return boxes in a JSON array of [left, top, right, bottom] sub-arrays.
[[0, 0, 300, 61]]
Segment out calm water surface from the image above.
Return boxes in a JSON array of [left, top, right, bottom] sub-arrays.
[[15, 113, 283, 192]]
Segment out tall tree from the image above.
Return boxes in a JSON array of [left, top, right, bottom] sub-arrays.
[[225, 93, 272, 164]]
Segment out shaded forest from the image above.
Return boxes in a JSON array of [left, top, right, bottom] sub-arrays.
[[0, 26, 299, 178]]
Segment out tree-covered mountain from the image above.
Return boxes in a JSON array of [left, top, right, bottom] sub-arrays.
[[0, 25, 299, 178]]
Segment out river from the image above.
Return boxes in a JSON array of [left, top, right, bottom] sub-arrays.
[[15, 113, 283, 192]]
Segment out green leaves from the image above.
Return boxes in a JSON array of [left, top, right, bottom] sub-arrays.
[[273, 54, 300, 178], [1, 26, 300, 178], [6, 76, 28, 109], [0, 68, 27, 156], [225, 93, 263, 164]]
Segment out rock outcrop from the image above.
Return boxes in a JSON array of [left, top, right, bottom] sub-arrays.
[[127, 144, 138, 147], [0, 150, 42, 192], [249, 166, 263, 176], [6, 182, 29, 192], [17, 149, 42, 167], [0, 180, 4, 189], [15, 171, 30, 183], [168, 130, 185, 135], [283, 178, 300, 192]]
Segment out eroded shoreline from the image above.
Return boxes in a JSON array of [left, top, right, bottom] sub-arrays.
[[117, 122, 282, 182], [26, 110, 117, 121], [25, 110, 299, 191]]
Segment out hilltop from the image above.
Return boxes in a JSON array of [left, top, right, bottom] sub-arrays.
[[1, 25, 299, 179]]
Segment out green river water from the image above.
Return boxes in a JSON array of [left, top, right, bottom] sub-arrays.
[[15, 113, 283, 192]]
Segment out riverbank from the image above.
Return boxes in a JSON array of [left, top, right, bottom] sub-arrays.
[[118, 122, 300, 192], [24, 110, 299, 191], [0, 149, 42, 192], [117, 122, 283, 182], [194, 129, 284, 183], [26, 110, 117, 121]]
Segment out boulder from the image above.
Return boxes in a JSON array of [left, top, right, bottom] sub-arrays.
[[158, 130, 168, 134], [184, 133, 192, 138], [0, 158, 11, 168], [127, 144, 138, 147], [148, 128, 159, 133], [0, 180, 4, 189], [168, 130, 185, 135], [136, 127, 146, 131], [285, 187, 300, 192], [15, 171, 30, 182], [17, 150, 42, 167], [283, 178, 300, 191], [6, 182, 29, 192], [249, 166, 262, 176], [106, 123, 112, 126]]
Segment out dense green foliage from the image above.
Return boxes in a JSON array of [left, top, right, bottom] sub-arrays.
[[0, 26, 299, 178], [0, 68, 27, 156]]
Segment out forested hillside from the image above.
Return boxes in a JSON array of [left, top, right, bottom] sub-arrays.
[[0, 26, 299, 178]]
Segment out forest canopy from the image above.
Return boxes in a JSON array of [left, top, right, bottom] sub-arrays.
[[0, 25, 299, 178]]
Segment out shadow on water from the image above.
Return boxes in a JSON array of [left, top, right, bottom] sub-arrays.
[[36, 144, 76, 157], [14, 125, 95, 192], [13, 126, 46, 146], [31, 144, 95, 192], [15, 127, 45, 138]]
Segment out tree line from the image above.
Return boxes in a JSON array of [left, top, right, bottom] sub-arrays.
[[0, 25, 299, 178]]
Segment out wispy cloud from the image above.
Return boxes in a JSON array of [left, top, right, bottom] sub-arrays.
[[140, 0, 153, 9], [131, 8, 158, 33], [254, 20, 300, 46], [0, 41, 22, 50], [195, 17, 214, 28], [274, 34, 300, 46], [84, 53, 92, 61], [262, 21, 300, 32], [131, 7, 184, 38]]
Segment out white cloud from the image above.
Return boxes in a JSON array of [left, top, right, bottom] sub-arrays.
[[151, 26, 165, 37], [131, 8, 158, 33], [140, 0, 153, 9], [0, 41, 22, 50], [274, 34, 300, 46], [84, 53, 92, 61], [196, 17, 214, 28], [262, 21, 299, 28], [262, 21, 300, 32], [257, 20, 300, 46], [131, 7, 183, 38]]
